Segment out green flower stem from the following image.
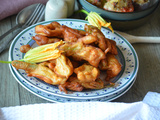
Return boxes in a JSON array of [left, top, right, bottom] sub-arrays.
[[76, 9, 89, 15], [0, 61, 12, 64]]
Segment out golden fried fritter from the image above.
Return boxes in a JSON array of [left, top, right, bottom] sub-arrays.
[[68, 76, 104, 90], [59, 41, 106, 67], [54, 55, 73, 78], [105, 54, 122, 81], [74, 64, 100, 82], [59, 76, 84, 93], [84, 24, 118, 55], [20, 44, 31, 53], [108, 39, 118, 55], [77, 35, 98, 44], [58, 76, 104, 93], [84, 24, 108, 51], [99, 58, 108, 70], [81, 78, 104, 89], [35, 22, 63, 37], [60, 25, 84, 42], [38, 55, 73, 78], [32, 35, 61, 46], [11, 60, 67, 85]]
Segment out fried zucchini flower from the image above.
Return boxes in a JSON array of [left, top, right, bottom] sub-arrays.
[[21, 41, 64, 63], [0, 41, 64, 64], [78, 9, 114, 32]]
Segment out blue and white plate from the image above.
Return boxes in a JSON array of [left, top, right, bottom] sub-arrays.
[[9, 19, 139, 99], [9, 63, 136, 102]]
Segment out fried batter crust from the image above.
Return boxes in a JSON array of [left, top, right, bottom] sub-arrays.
[[105, 54, 122, 81], [32, 35, 61, 46], [12, 60, 67, 85], [59, 41, 106, 67], [74, 64, 100, 82], [54, 55, 73, 78]]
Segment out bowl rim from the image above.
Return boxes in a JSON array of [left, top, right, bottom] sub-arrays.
[[103, 7, 155, 22], [80, 0, 160, 14]]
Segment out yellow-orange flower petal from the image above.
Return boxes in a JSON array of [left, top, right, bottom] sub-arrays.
[[84, 11, 114, 32], [22, 41, 64, 63]]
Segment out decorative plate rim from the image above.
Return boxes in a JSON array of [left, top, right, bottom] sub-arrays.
[[9, 63, 136, 102]]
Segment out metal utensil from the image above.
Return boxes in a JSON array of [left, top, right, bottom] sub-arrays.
[[117, 31, 160, 44], [0, 3, 45, 53]]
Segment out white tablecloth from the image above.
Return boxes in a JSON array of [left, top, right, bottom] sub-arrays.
[[1, 91, 160, 120]]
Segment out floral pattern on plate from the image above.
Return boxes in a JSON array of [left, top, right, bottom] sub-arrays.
[[9, 19, 138, 99]]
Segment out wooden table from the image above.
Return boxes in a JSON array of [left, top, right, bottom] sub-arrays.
[[0, 3, 160, 108]]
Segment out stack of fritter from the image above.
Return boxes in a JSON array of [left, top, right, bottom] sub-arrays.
[[12, 22, 122, 93]]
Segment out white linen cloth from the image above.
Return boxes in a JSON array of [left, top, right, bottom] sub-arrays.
[[0, 91, 160, 120]]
